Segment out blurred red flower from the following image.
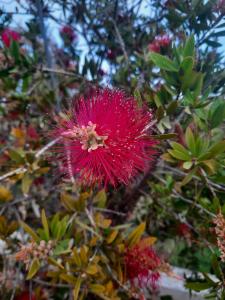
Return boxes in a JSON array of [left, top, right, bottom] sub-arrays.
[[148, 34, 171, 53], [1, 28, 21, 48], [15, 291, 36, 300], [27, 125, 39, 140], [177, 222, 191, 238], [60, 25, 77, 42], [124, 241, 161, 289], [55, 89, 157, 187]]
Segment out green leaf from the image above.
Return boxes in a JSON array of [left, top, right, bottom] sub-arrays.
[[8, 149, 25, 164], [211, 254, 223, 280], [53, 239, 71, 256], [27, 258, 40, 280], [20, 221, 39, 242], [183, 161, 193, 170], [48, 257, 64, 270], [185, 127, 196, 154], [41, 209, 49, 240], [166, 101, 178, 115], [183, 35, 195, 58], [170, 142, 190, 155], [149, 52, 179, 72], [210, 102, 225, 128], [180, 57, 194, 74], [180, 167, 197, 186], [168, 149, 190, 161], [127, 222, 145, 247], [134, 88, 142, 107], [73, 277, 82, 300], [153, 133, 177, 140], [60, 273, 77, 284], [10, 40, 20, 63], [93, 189, 107, 208], [185, 281, 213, 292], [22, 173, 33, 195], [199, 140, 225, 160]]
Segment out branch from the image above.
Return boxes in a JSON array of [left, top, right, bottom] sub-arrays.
[[111, 19, 129, 62], [0, 137, 60, 182]]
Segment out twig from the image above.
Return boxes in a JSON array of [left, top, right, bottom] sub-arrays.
[[153, 173, 215, 217], [0, 167, 27, 182], [111, 19, 129, 62], [0, 137, 60, 182], [33, 278, 70, 288], [95, 207, 126, 216], [65, 141, 75, 184], [35, 137, 61, 158], [162, 165, 225, 193], [85, 208, 97, 228]]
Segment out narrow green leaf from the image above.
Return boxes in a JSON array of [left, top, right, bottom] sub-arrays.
[[185, 127, 196, 154], [168, 149, 190, 161], [8, 149, 25, 164], [185, 281, 213, 291], [183, 161, 193, 170], [153, 133, 177, 140], [183, 35, 195, 58], [20, 221, 39, 242], [199, 140, 225, 160], [149, 52, 179, 72], [73, 277, 82, 300], [41, 209, 49, 240], [127, 222, 146, 247], [180, 168, 197, 186], [22, 173, 33, 195], [27, 258, 40, 280]]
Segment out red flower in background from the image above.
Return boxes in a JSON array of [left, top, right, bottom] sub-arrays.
[[148, 34, 171, 53], [27, 125, 39, 140], [1, 29, 21, 48], [216, 0, 225, 13], [55, 89, 157, 187], [124, 241, 161, 289], [15, 291, 36, 300], [177, 222, 191, 238], [60, 25, 77, 42]]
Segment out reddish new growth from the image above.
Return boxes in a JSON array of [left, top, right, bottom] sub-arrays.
[[213, 212, 225, 261], [124, 241, 161, 289], [55, 89, 157, 187], [1, 29, 21, 48], [148, 34, 171, 53], [60, 25, 77, 42]]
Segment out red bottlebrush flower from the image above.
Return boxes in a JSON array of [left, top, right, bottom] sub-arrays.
[[177, 222, 191, 238], [1, 28, 21, 48], [148, 42, 161, 53], [148, 34, 171, 53], [15, 291, 36, 300], [124, 241, 161, 289], [107, 49, 116, 60], [27, 125, 39, 140], [54, 89, 157, 187], [60, 25, 77, 42], [155, 34, 171, 47]]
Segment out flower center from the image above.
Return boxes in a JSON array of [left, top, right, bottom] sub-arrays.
[[62, 121, 108, 152]]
